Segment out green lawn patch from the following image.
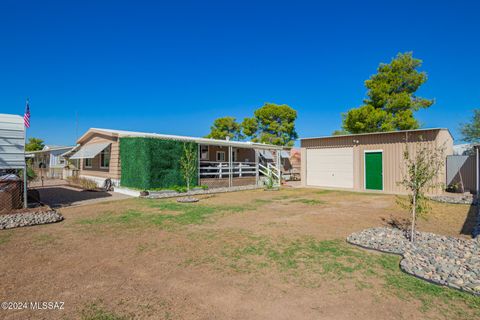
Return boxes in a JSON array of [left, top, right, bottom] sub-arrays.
[[76, 199, 262, 230], [81, 302, 129, 320], [291, 198, 326, 205], [192, 232, 480, 318]]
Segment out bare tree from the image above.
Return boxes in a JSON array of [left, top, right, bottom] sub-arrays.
[[180, 143, 197, 191], [397, 142, 445, 243]]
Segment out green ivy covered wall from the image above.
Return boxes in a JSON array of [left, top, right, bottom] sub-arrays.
[[119, 137, 198, 190]]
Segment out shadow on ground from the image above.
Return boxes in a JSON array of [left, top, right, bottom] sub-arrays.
[[461, 204, 479, 237], [37, 186, 112, 208]]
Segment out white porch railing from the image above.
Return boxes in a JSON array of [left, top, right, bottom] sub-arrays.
[[258, 162, 281, 186], [200, 161, 256, 178]]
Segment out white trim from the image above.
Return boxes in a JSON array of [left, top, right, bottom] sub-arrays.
[[84, 158, 92, 169], [99, 146, 111, 169], [364, 150, 384, 191], [216, 151, 226, 161]]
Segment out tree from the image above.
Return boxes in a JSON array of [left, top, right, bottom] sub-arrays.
[[460, 109, 480, 143], [332, 129, 349, 136], [25, 137, 45, 151], [206, 117, 243, 140], [343, 52, 433, 134], [397, 142, 445, 243], [242, 103, 298, 146], [179, 143, 197, 191]]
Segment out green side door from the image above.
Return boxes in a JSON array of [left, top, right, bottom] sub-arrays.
[[365, 152, 383, 190]]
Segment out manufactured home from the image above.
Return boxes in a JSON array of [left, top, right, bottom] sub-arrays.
[[26, 145, 76, 179], [67, 128, 284, 191], [300, 128, 454, 194]]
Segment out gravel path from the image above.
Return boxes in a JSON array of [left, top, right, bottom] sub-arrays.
[[347, 227, 480, 295]]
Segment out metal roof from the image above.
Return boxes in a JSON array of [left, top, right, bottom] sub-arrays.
[[78, 128, 284, 150], [25, 145, 75, 155], [0, 113, 25, 169], [69, 142, 111, 159], [301, 128, 453, 141]]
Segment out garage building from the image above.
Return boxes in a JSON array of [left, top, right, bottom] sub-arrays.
[[300, 128, 453, 194]]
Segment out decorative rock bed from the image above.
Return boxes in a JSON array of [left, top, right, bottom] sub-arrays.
[[429, 194, 477, 205], [0, 208, 64, 230], [145, 184, 261, 199], [347, 227, 480, 296]]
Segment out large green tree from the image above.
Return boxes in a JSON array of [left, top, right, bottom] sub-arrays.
[[460, 109, 480, 143], [205, 117, 243, 140], [25, 137, 45, 151], [342, 52, 433, 134], [242, 103, 298, 146]]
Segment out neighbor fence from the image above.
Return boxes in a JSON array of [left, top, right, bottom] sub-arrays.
[[0, 169, 25, 214], [446, 155, 477, 193]]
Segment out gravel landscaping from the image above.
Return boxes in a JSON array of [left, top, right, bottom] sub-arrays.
[[0, 208, 63, 229], [347, 227, 480, 296], [429, 194, 477, 205]]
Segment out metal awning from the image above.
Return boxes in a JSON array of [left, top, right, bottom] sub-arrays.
[[259, 150, 274, 160], [69, 142, 111, 160], [280, 150, 290, 158]]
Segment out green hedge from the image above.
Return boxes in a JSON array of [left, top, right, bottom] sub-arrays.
[[120, 137, 198, 190]]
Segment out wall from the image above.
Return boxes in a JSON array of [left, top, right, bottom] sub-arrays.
[[79, 133, 120, 180], [301, 129, 453, 194], [200, 145, 255, 163]]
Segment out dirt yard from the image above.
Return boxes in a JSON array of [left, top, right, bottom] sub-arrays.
[[0, 188, 478, 320]]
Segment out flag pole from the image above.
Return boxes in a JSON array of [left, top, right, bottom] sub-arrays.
[[23, 120, 28, 208]]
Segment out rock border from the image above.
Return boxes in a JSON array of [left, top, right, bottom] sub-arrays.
[[347, 227, 480, 296], [145, 184, 262, 199], [0, 209, 64, 230], [429, 194, 477, 205]]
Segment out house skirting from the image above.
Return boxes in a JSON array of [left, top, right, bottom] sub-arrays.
[[79, 175, 120, 188]]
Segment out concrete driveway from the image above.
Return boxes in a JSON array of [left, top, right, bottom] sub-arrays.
[[31, 180, 131, 208]]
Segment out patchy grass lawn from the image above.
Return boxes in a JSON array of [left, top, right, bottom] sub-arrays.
[[0, 188, 478, 320]]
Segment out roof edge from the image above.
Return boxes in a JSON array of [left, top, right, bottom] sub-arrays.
[[78, 128, 284, 150], [301, 128, 453, 141]]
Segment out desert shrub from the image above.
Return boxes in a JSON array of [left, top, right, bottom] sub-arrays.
[[67, 176, 98, 191], [79, 178, 98, 191]]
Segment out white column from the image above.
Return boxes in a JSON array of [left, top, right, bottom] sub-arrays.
[[255, 149, 259, 186], [276, 149, 281, 185], [228, 146, 233, 188]]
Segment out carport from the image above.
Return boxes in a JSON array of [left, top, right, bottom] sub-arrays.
[[0, 113, 27, 210]]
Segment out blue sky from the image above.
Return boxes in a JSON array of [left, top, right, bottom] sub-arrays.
[[1, 0, 479, 146]]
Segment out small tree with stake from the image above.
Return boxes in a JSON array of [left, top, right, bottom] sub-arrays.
[[180, 143, 197, 191], [397, 142, 445, 243]]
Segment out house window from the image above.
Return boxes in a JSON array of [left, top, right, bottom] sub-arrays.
[[84, 158, 92, 168], [100, 146, 111, 169], [232, 149, 238, 162], [200, 145, 209, 160], [216, 151, 226, 161]]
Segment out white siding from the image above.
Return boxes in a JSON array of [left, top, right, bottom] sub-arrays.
[[0, 114, 25, 169]]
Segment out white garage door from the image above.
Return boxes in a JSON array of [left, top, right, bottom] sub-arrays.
[[306, 147, 354, 188]]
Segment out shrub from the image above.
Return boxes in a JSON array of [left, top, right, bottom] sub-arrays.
[[80, 178, 98, 191], [67, 176, 98, 191]]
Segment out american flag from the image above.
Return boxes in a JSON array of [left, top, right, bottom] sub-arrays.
[[24, 100, 30, 128]]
